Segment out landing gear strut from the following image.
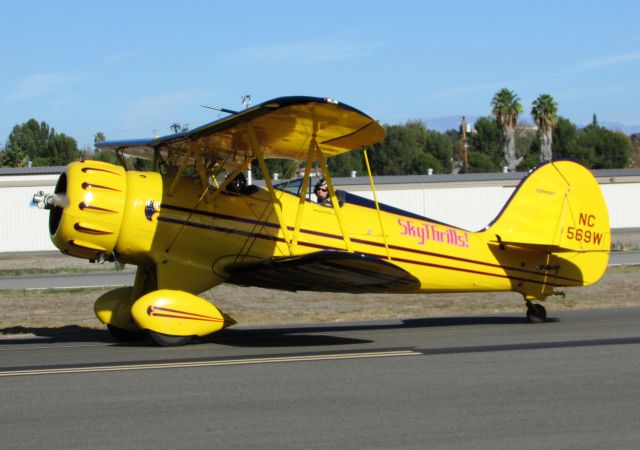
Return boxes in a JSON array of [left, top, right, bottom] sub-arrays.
[[526, 301, 547, 323]]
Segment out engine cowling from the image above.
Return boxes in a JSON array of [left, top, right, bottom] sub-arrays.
[[48, 160, 162, 264]]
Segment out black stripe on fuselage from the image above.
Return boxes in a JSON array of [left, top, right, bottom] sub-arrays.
[[157, 206, 583, 287]]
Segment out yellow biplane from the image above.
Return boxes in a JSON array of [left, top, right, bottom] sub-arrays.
[[33, 96, 610, 346]]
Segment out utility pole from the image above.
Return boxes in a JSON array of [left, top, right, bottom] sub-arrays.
[[461, 116, 469, 173], [242, 95, 252, 183]]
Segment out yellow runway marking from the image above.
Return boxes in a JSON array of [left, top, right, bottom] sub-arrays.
[[0, 350, 420, 378]]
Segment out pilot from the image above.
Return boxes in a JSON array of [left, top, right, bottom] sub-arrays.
[[314, 178, 332, 207], [225, 172, 248, 194]]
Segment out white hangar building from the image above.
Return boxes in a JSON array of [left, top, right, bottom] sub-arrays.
[[1, 165, 639, 253]]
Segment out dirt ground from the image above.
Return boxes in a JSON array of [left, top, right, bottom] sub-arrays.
[[1, 230, 639, 338], [1, 265, 639, 338]]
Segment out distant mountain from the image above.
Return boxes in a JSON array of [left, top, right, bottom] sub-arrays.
[[424, 116, 478, 132], [598, 121, 640, 135], [424, 116, 640, 135], [424, 115, 534, 132]]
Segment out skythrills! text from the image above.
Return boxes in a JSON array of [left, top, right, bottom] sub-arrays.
[[398, 219, 469, 248]]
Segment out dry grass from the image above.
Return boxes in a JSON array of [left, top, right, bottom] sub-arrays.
[[1, 265, 639, 338]]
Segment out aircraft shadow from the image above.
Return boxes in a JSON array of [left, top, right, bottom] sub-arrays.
[[0, 325, 113, 345], [0, 324, 373, 348], [0, 315, 556, 347], [199, 315, 545, 348], [200, 330, 372, 347]]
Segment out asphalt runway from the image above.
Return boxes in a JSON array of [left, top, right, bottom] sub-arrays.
[[1, 308, 639, 449]]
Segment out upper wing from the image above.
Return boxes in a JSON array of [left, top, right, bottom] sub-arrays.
[[95, 96, 384, 174], [225, 250, 420, 293]]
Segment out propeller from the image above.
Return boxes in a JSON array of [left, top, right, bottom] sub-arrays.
[[32, 191, 68, 210]]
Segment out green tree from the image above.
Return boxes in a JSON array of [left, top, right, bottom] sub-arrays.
[[578, 124, 632, 169], [630, 133, 640, 167], [0, 145, 28, 167], [91, 131, 121, 165], [515, 125, 537, 168], [552, 117, 579, 158], [467, 151, 498, 173], [93, 149, 120, 164], [424, 129, 454, 173], [6, 119, 52, 165], [48, 134, 81, 166], [469, 117, 502, 172], [251, 158, 298, 180], [328, 150, 365, 177], [94, 132, 106, 143], [491, 88, 523, 171], [367, 122, 422, 175], [531, 94, 558, 161], [6, 119, 81, 166], [515, 130, 543, 172], [367, 121, 453, 175]]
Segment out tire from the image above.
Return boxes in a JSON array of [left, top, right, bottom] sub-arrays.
[[107, 324, 146, 342], [526, 303, 547, 323], [148, 330, 192, 347]]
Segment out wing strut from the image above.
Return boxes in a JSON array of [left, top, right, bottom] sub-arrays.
[[245, 123, 293, 255], [363, 149, 392, 260], [163, 148, 254, 254], [115, 149, 128, 170], [316, 144, 354, 253], [291, 137, 317, 253], [167, 141, 196, 196]]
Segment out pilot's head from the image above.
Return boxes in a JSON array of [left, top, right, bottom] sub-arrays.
[[314, 178, 328, 196], [227, 172, 247, 193]]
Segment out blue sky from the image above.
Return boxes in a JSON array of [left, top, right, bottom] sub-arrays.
[[2, 0, 639, 148]]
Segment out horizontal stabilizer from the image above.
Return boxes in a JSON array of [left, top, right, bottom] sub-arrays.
[[226, 250, 420, 293], [488, 236, 609, 253]]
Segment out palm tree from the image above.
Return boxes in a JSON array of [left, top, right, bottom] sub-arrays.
[[491, 88, 523, 171], [531, 94, 558, 162]]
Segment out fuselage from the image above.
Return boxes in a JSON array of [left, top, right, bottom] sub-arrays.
[[50, 160, 597, 300]]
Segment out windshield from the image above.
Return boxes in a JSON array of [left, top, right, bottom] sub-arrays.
[[274, 177, 315, 201], [274, 177, 302, 195]]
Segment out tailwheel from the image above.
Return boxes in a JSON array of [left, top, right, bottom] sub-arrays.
[[526, 301, 547, 323], [148, 330, 193, 347], [107, 324, 147, 342]]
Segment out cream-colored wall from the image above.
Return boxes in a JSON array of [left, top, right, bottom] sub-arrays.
[[1, 172, 637, 253]]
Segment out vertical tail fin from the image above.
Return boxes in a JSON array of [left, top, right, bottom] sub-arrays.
[[486, 160, 610, 286]]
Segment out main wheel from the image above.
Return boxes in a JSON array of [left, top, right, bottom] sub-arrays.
[[526, 302, 547, 323], [148, 330, 192, 347], [107, 324, 146, 342]]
